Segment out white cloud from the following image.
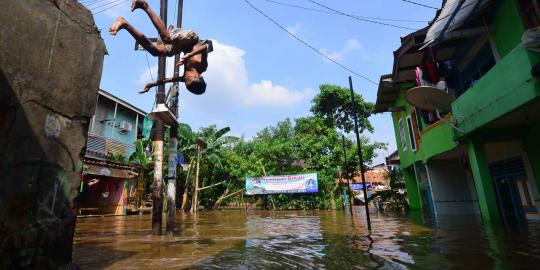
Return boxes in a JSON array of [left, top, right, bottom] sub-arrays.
[[136, 40, 314, 109], [286, 22, 302, 35], [320, 38, 362, 62], [137, 64, 158, 84], [245, 81, 314, 106]]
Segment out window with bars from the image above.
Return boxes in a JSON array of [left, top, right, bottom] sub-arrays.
[[518, 0, 540, 29], [398, 118, 407, 152], [455, 43, 496, 97]]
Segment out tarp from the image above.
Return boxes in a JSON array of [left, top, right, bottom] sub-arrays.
[[142, 115, 153, 139], [351, 183, 372, 191], [245, 173, 318, 195]]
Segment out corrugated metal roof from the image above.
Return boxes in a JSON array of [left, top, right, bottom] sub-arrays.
[[422, 0, 492, 48]]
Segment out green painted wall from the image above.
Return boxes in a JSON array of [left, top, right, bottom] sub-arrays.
[[404, 166, 422, 211], [453, 46, 540, 138], [525, 122, 540, 195], [418, 123, 458, 163], [466, 138, 501, 223], [491, 0, 525, 58], [391, 91, 458, 168]]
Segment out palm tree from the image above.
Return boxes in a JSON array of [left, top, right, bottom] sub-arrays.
[[129, 139, 153, 205], [177, 124, 238, 213]]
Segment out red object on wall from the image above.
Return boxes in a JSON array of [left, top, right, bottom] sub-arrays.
[[81, 176, 126, 208]]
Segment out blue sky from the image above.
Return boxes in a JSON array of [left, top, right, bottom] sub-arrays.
[[86, 0, 436, 164]]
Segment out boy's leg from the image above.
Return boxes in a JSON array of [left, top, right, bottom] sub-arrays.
[[131, 0, 171, 43], [109, 17, 169, 57]]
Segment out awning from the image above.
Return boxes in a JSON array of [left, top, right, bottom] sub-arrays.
[[83, 164, 138, 179], [422, 0, 493, 49]]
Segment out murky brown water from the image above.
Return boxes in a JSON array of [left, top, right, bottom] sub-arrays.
[[73, 208, 540, 269]]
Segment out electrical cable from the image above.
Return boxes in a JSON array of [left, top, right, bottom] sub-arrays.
[[145, 52, 155, 82], [144, 52, 158, 111], [89, 0, 127, 11], [401, 0, 439, 10], [80, 0, 103, 4], [92, 0, 130, 15], [263, 0, 427, 23], [304, 0, 418, 30], [85, 0, 113, 8], [243, 0, 378, 85]]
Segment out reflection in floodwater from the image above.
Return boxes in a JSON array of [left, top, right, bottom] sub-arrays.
[[73, 208, 540, 269]]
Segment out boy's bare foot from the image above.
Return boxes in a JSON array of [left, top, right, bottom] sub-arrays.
[[108, 16, 127, 35], [131, 0, 147, 12]]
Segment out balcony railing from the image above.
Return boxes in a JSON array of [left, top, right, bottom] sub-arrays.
[[85, 133, 135, 160], [452, 47, 540, 137]]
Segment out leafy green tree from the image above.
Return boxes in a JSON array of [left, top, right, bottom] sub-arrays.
[[311, 84, 375, 133]]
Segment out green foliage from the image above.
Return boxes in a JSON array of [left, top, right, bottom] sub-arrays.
[[311, 84, 375, 133], [107, 152, 129, 165], [168, 83, 384, 211], [372, 167, 408, 212]]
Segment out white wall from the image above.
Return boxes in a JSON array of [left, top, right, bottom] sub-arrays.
[[427, 159, 480, 216]]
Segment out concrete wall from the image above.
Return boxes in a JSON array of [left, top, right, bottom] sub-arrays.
[[427, 160, 479, 216], [0, 0, 105, 268]]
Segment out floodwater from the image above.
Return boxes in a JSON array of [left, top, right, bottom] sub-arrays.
[[73, 208, 540, 269]]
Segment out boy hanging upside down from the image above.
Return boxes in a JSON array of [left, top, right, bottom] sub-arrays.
[[109, 0, 212, 95]]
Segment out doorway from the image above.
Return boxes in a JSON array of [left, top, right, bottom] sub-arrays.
[[490, 157, 537, 225]]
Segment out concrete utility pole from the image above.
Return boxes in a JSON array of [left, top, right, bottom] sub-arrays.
[[152, 0, 169, 236], [341, 134, 354, 216], [166, 0, 184, 236], [348, 76, 372, 231]]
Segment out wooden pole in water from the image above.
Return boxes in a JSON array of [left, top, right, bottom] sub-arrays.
[[152, 0, 168, 236], [341, 134, 354, 216], [348, 76, 372, 231], [166, 0, 184, 237]]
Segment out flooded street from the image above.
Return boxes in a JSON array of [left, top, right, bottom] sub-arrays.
[[73, 209, 540, 269]]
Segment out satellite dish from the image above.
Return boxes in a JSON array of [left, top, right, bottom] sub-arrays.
[[406, 86, 453, 111]]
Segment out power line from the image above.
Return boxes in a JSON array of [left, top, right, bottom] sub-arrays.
[[92, 0, 129, 15], [80, 0, 105, 4], [145, 52, 155, 82], [243, 0, 378, 85], [85, 0, 113, 8], [89, 0, 125, 11], [263, 0, 427, 23], [304, 0, 418, 30], [401, 0, 439, 10]]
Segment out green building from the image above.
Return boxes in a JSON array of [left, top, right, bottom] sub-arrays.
[[375, 0, 540, 225]]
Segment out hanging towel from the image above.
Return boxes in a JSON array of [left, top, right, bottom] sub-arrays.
[[142, 115, 154, 139]]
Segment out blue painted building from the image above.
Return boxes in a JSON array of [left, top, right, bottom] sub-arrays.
[[80, 90, 147, 215]]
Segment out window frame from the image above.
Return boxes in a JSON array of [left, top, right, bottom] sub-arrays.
[[398, 117, 407, 152], [406, 115, 418, 152]]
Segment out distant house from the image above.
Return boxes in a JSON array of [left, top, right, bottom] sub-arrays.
[[79, 90, 147, 215], [385, 150, 400, 171], [336, 163, 390, 192]]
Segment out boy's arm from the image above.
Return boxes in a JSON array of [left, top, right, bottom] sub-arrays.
[[139, 76, 184, 94], [176, 41, 212, 66]]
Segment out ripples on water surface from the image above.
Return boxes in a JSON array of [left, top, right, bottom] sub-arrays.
[[73, 208, 540, 269]]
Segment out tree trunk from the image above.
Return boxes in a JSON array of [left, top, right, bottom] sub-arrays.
[[181, 187, 189, 211], [191, 146, 201, 213], [180, 160, 194, 212], [213, 188, 229, 209]]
